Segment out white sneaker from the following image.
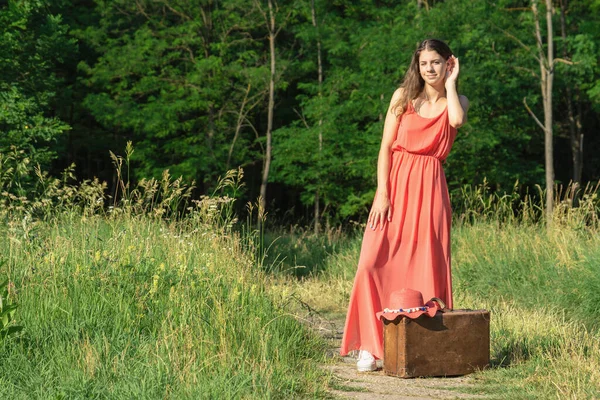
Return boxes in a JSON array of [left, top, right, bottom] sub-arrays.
[[356, 350, 377, 372]]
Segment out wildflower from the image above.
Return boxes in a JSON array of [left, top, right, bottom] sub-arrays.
[[150, 274, 159, 294]]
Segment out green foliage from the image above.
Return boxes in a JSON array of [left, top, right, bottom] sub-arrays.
[[80, 0, 270, 185], [0, 263, 23, 342], [272, 0, 589, 222], [425, 0, 544, 189], [0, 87, 70, 195], [0, 1, 74, 195], [3, 0, 599, 223], [272, 1, 422, 218]]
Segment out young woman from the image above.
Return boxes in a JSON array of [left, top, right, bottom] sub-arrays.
[[340, 39, 469, 372]]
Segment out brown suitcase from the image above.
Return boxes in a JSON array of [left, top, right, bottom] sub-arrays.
[[383, 309, 490, 378]]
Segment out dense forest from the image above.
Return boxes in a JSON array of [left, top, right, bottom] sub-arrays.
[[1, 0, 599, 226]]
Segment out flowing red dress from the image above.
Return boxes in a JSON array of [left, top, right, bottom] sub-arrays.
[[340, 101, 457, 360]]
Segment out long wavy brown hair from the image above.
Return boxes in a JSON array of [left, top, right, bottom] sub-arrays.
[[392, 39, 454, 118]]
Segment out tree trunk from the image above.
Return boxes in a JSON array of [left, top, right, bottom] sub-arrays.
[[543, 0, 554, 224], [228, 84, 250, 170], [532, 0, 555, 227], [312, 0, 323, 235], [575, 88, 584, 182], [259, 0, 276, 213], [559, 0, 583, 191], [200, 4, 215, 153]]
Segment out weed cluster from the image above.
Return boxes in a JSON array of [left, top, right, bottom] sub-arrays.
[[453, 178, 600, 230]]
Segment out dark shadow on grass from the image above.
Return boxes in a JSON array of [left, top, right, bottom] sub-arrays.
[[262, 228, 360, 278], [490, 339, 532, 368]]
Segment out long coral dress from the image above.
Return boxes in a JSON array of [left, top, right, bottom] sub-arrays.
[[340, 101, 457, 360]]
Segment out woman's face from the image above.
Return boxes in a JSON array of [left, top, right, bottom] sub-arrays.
[[419, 49, 447, 86]]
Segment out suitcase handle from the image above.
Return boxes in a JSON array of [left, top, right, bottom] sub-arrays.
[[430, 297, 447, 312]]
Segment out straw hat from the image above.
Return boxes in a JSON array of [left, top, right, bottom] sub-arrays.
[[376, 288, 444, 321]]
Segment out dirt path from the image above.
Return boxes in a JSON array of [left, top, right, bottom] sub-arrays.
[[312, 314, 489, 400]]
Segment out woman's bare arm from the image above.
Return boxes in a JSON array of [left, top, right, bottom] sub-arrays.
[[369, 88, 403, 230], [445, 56, 469, 128]]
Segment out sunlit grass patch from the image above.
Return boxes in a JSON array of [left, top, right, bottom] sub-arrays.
[[455, 293, 600, 399], [452, 221, 600, 329], [0, 214, 330, 397]]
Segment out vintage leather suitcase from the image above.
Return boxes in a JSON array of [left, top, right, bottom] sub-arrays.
[[383, 309, 490, 378]]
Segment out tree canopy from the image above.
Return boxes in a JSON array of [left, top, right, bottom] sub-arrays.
[[1, 0, 599, 223]]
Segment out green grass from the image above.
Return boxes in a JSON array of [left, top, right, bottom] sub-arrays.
[[453, 222, 600, 330], [2, 159, 599, 398], [0, 214, 330, 399], [451, 221, 600, 398]]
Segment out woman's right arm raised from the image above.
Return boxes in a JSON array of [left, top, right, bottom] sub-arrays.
[[368, 88, 403, 230]]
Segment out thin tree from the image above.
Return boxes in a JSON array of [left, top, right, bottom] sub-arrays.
[[501, 1, 573, 225], [311, 0, 323, 235], [226, 83, 265, 170], [523, 0, 555, 226], [255, 0, 278, 214], [558, 0, 583, 191]]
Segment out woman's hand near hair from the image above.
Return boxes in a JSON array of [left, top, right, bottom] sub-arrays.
[[445, 55, 459, 84], [369, 88, 402, 230], [445, 56, 469, 129]]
